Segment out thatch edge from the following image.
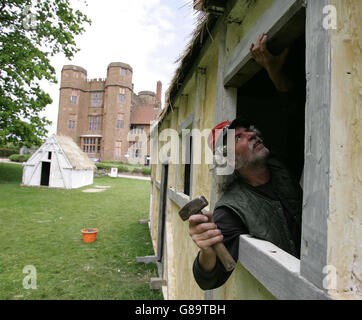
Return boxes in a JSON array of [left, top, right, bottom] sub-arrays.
[[158, 4, 214, 124], [56, 135, 96, 171]]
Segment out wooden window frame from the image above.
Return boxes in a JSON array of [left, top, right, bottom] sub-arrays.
[[177, 112, 194, 197], [82, 137, 101, 154]]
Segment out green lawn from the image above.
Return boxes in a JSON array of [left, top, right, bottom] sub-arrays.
[[0, 163, 162, 300]]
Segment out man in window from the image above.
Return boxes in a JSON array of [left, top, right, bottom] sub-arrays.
[[190, 33, 304, 290]]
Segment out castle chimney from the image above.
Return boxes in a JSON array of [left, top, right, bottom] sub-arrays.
[[156, 81, 162, 104]]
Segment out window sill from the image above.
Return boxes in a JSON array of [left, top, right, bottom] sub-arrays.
[[238, 235, 330, 300]]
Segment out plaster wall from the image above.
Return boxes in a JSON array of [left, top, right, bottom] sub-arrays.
[[191, 36, 219, 201], [225, 0, 275, 59], [175, 82, 194, 193], [328, 0, 362, 299], [212, 262, 276, 300], [165, 200, 205, 299]]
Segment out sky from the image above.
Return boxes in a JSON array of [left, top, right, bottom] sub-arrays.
[[40, 0, 198, 135]]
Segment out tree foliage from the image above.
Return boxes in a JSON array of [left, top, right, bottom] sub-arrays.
[[0, 0, 91, 147]]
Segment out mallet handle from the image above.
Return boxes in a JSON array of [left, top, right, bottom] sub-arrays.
[[212, 241, 236, 272]]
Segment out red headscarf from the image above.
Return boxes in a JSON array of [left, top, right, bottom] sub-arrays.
[[207, 120, 231, 153]]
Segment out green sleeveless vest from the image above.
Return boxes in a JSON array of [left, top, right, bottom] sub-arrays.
[[214, 158, 302, 257]]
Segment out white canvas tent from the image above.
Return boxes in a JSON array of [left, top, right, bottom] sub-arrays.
[[22, 135, 96, 189]]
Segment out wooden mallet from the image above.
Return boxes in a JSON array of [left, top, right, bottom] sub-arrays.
[[179, 196, 236, 272]]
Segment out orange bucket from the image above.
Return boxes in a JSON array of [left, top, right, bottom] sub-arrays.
[[81, 228, 98, 243]]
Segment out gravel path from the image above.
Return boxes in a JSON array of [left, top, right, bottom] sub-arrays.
[[0, 158, 23, 165]]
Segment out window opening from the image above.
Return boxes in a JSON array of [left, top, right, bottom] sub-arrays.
[[89, 116, 101, 131], [82, 137, 101, 154], [184, 134, 192, 196], [235, 21, 306, 259], [91, 92, 103, 107]]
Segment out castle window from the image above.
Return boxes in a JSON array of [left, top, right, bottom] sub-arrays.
[[91, 92, 103, 107], [82, 137, 101, 154], [70, 95, 78, 104], [116, 120, 124, 129], [118, 94, 125, 103], [120, 68, 127, 76], [68, 120, 75, 129], [132, 126, 144, 134], [70, 90, 78, 104], [89, 116, 101, 131], [131, 141, 142, 159]]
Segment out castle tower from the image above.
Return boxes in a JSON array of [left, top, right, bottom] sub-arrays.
[[57, 65, 87, 144], [103, 62, 133, 161], [137, 91, 157, 105]]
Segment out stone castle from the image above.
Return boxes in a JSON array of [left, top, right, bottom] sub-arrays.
[[56, 62, 161, 163]]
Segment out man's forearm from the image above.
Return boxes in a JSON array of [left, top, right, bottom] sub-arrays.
[[250, 34, 293, 92], [198, 247, 217, 272], [266, 66, 293, 92]]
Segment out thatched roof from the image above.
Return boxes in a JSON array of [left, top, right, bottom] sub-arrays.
[[56, 135, 96, 170]]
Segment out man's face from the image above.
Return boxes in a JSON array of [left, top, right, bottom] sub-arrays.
[[232, 126, 270, 169]]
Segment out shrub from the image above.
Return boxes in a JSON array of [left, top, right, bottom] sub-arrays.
[[117, 165, 129, 173], [96, 163, 112, 169], [8, 154, 30, 162], [0, 148, 20, 157], [132, 168, 141, 174], [141, 168, 151, 175]]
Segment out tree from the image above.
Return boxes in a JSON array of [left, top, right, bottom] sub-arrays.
[[0, 0, 91, 147]]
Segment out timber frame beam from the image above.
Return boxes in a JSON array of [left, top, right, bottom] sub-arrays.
[[223, 0, 306, 88], [238, 235, 330, 300]]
